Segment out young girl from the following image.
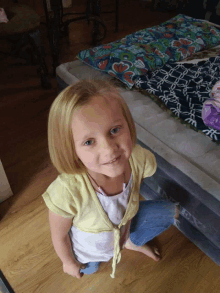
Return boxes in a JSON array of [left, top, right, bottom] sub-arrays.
[[42, 79, 179, 279]]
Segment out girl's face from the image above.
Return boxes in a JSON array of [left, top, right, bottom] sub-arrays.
[[72, 95, 133, 179]]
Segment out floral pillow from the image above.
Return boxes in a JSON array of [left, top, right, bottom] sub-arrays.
[[77, 14, 220, 88]]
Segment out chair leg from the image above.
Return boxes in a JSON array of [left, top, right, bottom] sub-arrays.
[[150, 0, 158, 11], [28, 29, 51, 89], [47, 5, 61, 76], [115, 0, 119, 32], [89, 0, 107, 46]]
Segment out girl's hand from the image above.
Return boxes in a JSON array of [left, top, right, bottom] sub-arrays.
[[63, 261, 86, 279]]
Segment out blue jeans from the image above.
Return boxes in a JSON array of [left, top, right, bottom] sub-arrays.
[[80, 200, 177, 275]]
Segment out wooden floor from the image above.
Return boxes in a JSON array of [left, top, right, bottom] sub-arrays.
[[0, 1, 220, 292]]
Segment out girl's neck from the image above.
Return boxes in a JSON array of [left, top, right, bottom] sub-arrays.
[[87, 162, 131, 196]]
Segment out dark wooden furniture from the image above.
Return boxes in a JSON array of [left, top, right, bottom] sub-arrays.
[[0, 0, 51, 89], [42, 0, 119, 75]]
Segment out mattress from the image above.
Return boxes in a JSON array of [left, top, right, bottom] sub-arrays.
[[56, 57, 220, 265]]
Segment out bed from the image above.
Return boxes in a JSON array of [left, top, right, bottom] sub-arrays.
[[56, 14, 220, 265]]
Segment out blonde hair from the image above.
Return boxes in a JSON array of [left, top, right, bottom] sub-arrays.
[[48, 79, 136, 174]]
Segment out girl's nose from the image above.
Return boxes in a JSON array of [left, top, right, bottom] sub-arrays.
[[100, 138, 117, 156]]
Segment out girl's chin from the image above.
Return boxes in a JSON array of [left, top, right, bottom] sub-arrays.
[[103, 166, 126, 178], [88, 168, 124, 179], [105, 171, 123, 178]]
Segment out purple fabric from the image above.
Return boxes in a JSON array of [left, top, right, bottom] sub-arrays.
[[202, 81, 220, 130], [202, 101, 220, 130]]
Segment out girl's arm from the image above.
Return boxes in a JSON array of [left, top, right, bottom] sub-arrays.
[[49, 210, 85, 278], [48, 210, 77, 266]]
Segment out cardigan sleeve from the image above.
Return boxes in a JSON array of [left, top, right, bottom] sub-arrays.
[[134, 144, 157, 178], [42, 177, 77, 218], [143, 149, 157, 178]]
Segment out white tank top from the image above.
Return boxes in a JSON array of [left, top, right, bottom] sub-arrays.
[[69, 173, 133, 264]]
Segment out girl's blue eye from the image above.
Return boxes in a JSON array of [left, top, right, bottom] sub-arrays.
[[110, 127, 120, 135], [84, 140, 93, 146]]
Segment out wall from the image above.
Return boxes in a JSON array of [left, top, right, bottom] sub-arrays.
[[0, 160, 13, 203]]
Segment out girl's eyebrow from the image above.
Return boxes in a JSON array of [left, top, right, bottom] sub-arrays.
[[113, 119, 123, 123]]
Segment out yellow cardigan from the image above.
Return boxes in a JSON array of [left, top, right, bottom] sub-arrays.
[[42, 144, 157, 278]]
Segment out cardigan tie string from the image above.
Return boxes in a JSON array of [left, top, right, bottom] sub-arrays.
[[110, 226, 122, 278]]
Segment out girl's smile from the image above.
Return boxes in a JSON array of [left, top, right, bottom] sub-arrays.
[[71, 95, 133, 182], [104, 155, 121, 165]]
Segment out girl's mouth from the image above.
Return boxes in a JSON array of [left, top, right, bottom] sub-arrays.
[[105, 155, 121, 165]]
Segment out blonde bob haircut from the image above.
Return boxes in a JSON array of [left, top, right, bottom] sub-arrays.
[[48, 79, 136, 174]]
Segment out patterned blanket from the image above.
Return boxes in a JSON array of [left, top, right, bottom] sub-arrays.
[[77, 14, 220, 88], [134, 55, 220, 142]]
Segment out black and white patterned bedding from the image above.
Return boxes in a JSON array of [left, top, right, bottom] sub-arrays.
[[134, 55, 220, 142]]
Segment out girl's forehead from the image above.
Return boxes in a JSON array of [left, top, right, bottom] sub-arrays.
[[72, 95, 125, 128], [77, 94, 123, 116], [90, 94, 120, 105]]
